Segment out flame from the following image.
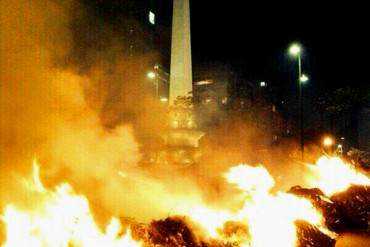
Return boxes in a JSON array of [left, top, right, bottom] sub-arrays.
[[1, 160, 142, 247], [225, 164, 328, 247], [306, 156, 370, 196], [5, 157, 361, 246], [175, 205, 234, 239]]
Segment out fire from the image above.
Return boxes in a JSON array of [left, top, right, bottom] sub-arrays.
[[306, 156, 370, 196], [1, 160, 142, 247], [225, 164, 328, 247], [3, 156, 368, 246], [175, 205, 234, 239]]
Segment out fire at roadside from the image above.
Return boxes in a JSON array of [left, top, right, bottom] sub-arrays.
[[0, 156, 369, 247]]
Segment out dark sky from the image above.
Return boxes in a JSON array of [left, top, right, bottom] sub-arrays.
[[190, 1, 370, 94], [86, 0, 370, 96]]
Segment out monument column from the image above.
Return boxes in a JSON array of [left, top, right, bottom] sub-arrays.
[[161, 0, 203, 167], [169, 0, 193, 104]]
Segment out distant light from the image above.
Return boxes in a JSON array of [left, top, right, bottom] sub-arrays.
[[203, 98, 212, 104], [337, 144, 343, 148], [323, 136, 334, 147], [272, 104, 276, 112], [147, 71, 156, 79], [300, 74, 309, 83], [187, 120, 194, 128], [160, 97, 168, 102], [340, 137, 345, 140], [171, 120, 179, 129], [289, 43, 302, 56], [260, 81, 267, 87], [149, 11, 155, 25], [195, 80, 213, 86]]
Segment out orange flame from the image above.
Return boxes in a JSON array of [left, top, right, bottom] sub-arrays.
[[1, 160, 142, 247], [4, 156, 363, 246], [225, 164, 330, 247], [305, 156, 370, 196]]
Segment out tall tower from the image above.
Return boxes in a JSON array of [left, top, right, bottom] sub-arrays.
[[161, 0, 203, 167], [169, 0, 192, 104]]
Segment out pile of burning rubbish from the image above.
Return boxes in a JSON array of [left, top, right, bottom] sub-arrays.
[[141, 185, 369, 247], [0, 156, 369, 247]]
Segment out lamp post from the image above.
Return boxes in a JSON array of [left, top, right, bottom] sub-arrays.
[[289, 43, 306, 160]]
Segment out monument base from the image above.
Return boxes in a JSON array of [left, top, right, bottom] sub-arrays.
[[161, 128, 204, 167]]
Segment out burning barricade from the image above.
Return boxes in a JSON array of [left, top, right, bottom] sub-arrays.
[[0, 156, 369, 247]]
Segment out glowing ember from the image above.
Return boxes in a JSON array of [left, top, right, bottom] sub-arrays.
[[305, 156, 370, 196]]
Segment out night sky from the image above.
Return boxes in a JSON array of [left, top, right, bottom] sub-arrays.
[[88, 0, 370, 96], [190, 1, 369, 94]]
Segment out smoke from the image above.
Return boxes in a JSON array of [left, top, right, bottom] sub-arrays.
[[0, 0, 227, 230], [0, 1, 323, 238]]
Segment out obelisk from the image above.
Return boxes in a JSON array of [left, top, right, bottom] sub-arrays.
[[161, 0, 203, 167], [169, 0, 192, 104]]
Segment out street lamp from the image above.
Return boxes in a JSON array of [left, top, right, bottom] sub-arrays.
[[147, 71, 156, 79], [322, 136, 335, 155], [289, 43, 302, 56], [288, 43, 305, 160], [300, 74, 309, 83], [323, 136, 334, 147]]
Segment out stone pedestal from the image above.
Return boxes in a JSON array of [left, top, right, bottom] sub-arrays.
[[161, 105, 204, 167]]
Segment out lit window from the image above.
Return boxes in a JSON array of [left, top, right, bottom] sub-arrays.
[[149, 11, 155, 25]]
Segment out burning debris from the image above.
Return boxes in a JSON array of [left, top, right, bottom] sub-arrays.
[[289, 186, 344, 231], [290, 185, 370, 232], [148, 217, 202, 247], [1, 0, 368, 246], [0, 156, 369, 247], [331, 185, 370, 230], [295, 220, 335, 247]]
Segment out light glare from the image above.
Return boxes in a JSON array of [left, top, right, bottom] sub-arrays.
[[300, 74, 309, 83], [160, 97, 168, 102], [289, 43, 301, 56], [147, 71, 156, 79], [149, 11, 155, 25], [323, 136, 334, 147]]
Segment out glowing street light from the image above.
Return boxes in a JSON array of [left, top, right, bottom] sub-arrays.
[[289, 43, 302, 56], [323, 136, 334, 147], [300, 74, 309, 83], [147, 71, 156, 79]]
